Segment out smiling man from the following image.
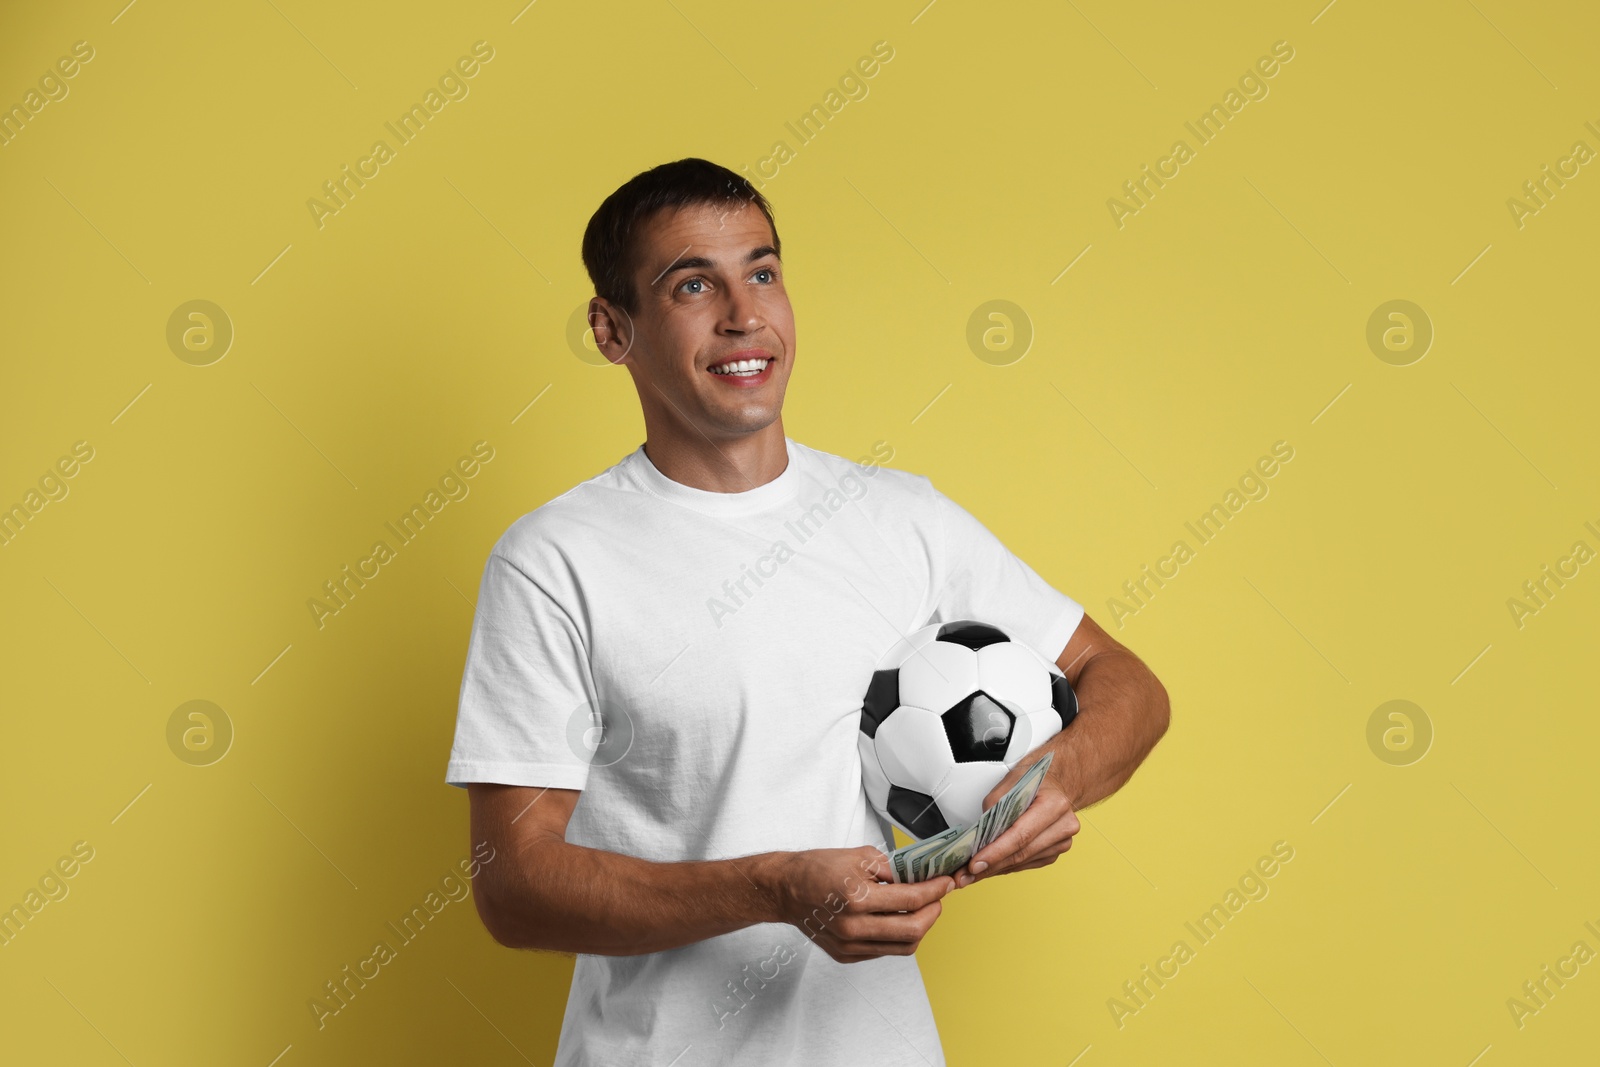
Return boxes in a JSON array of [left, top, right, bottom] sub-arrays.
[[445, 157, 1170, 1066]]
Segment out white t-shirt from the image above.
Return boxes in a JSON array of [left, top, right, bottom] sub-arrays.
[[446, 436, 1084, 1066]]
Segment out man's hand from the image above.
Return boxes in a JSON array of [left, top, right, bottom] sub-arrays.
[[945, 611, 1170, 888], [952, 753, 1080, 888], [767, 846, 956, 964]]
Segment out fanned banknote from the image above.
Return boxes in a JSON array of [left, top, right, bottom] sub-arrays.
[[887, 752, 1054, 883]]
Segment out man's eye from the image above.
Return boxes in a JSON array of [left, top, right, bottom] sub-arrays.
[[680, 278, 706, 294], [753, 268, 775, 283]]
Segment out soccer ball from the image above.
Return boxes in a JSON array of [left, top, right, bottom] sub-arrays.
[[858, 620, 1078, 841]]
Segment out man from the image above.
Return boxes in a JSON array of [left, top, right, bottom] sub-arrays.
[[445, 158, 1170, 1065]]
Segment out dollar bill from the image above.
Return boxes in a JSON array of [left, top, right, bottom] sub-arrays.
[[914, 826, 963, 882], [976, 754, 1053, 854], [887, 752, 1055, 883], [891, 827, 949, 883], [900, 826, 957, 883], [892, 837, 926, 883], [972, 787, 1006, 853], [918, 821, 980, 882]]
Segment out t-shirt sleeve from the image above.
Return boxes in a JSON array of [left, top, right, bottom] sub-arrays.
[[924, 479, 1085, 668], [445, 547, 599, 790]]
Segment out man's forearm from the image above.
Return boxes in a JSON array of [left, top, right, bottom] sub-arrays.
[[1050, 648, 1170, 810], [478, 835, 786, 956]]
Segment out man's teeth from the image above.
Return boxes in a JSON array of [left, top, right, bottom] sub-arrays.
[[709, 358, 772, 376]]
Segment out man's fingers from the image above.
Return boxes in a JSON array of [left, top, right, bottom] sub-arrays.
[[985, 822, 1075, 879], [985, 831, 1075, 883], [952, 799, 1081, 885], [956, 835, 1073, 887], [856, 847, 895, 882], [836, 897, 943, 946], [832, 937, 925, 961], [971, 795, 1070, 872], [858, 875, 955, 914], [833, 941, 920, 959]]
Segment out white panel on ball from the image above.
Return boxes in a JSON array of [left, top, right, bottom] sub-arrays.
[[856, 731, 893, 811], [1001, 711, 1036, 766], [934, 761, 1009, 829], [896, 641, 980, 713], [874, 707, 956, 790], [1017, 709, 1064, 762], [974, 641, 1054, 712]]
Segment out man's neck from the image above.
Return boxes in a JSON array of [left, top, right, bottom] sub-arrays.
[[641, 425, 789, 494]]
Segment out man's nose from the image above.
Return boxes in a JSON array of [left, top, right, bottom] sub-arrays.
[[719, 287, 764, 333]]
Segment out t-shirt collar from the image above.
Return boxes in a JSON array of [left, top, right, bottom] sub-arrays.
[[629, 436, 801, 516]]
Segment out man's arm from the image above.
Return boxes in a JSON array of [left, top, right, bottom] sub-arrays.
[[1045, 610, 1171, 812], [466, 782, 956, 960], [955, 611, 1170, 886]]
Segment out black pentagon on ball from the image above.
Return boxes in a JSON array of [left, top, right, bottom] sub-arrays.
[[935, 620, 1011, 650], [1051, 672, 1079, 730], [886, 784, 950, 838], [859, 668, 900, 739], [941, 690, 1014, 762]]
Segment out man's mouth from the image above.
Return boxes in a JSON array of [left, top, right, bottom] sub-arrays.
[[708, 358, 773, 377], [707, 351, 776, 381]]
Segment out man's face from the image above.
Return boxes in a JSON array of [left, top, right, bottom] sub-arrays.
[[595, 200, 794, 443]]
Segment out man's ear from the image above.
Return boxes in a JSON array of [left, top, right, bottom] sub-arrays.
[[589, 298, 636, 366]]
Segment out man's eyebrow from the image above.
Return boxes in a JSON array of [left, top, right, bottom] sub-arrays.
[[654, 245, 782, 284]]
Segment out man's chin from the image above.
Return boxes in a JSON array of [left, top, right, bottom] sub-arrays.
[[697, 405, 781, 440]]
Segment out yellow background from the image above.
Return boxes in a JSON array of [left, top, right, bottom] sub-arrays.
[[2, 0, 1596, 1063]]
